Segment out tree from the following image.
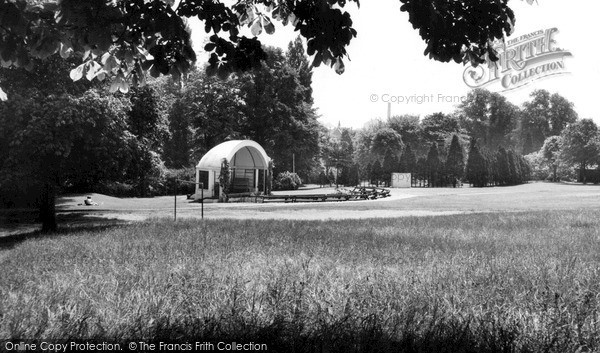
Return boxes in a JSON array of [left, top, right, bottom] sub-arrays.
[[323, 128, 354, 186], [340, 128, 355, 159], [0, 90, 132, 232], [126, 85, 170, 197], [388, 114, 423, 156], [381, 150, 398, 187], [362, 162, 373, 186], [519, 152, 532, 182], [507, 150, 522, 185], [353, 122, 403, 172], [458, 89, 491, 146], [560, 119, 600, 184], [494, 147, 511, 186], [421, 112, 461, 145], [457, 89, 519, 151], [415, 157, 428, 187], [124, 142, 165, 197], [286, 36, 313, 104], [347, 163, 360, 187], [521, 90, 578, 152], [486, 149, 498, 186], [0, 0, 527, 98], [238, 46, 321, 180], [353, 120, 383, 169], [323, 140, 344, 187], [521, 90, 551, 152], [445, 135, 465, 187], [178, 70, 244, 155], [466, 139, 488, 187], [127, 85, 169, 151], [370, 160, 383, 187], [327, 168, 336, 187], [548, 93, 578, 136], [398, 144, 417, 175], [522, 132, 535, 155], [524, 151, 549, 181], [370, 127, 404, 160], [163, 98, 192, 168], [541, 136, 562, 182], [0, 54, 137, 232], [487, 93, 520, 150], [425, 143, 441, 187]]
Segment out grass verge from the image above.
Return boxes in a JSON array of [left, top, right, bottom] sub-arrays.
[[2, 211, 600, 352]]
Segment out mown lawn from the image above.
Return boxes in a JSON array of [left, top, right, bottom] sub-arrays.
[[2, 211, 600, 352]]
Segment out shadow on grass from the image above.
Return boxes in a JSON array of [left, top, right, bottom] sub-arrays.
[[0, 211, 130, 250], [68, 315, 540, 353]]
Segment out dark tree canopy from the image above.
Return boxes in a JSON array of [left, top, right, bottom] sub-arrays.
[[560, 119, 600, 183], [381, 149, 398, 186], [445, 134, 465, 187], [541, 135, 561, 182], [421, 112, 461, 144], [399, 0, 515, 64], [0, 0, 531, 98], [425, 143, 441, 187], [521, 89, 578, 152], [466, 139, 487, 187], [398, 143, 416, 174], [370, 159, 383, 187], [458, 88, 519, 151]]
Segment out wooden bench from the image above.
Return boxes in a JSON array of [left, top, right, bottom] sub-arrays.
[[232, 178, 252, 193]]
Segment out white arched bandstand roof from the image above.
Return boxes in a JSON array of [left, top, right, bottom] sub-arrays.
[[196, 140, 270, 171]]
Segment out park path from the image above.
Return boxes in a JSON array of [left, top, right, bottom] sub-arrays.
[[3, 182, 600, 236]]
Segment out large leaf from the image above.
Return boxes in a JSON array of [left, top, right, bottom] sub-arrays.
[[263, 17, 275, 35], [102, 54, 120, 73], [109, 72, 129, 94], [250, 18, 262, 36], [59, 42, 73, 59], [333, 57, 345, 74], [109, 72, 122, 93], [69, 63, 85, 81], [0, 86, 7, 101], [86, 61, 102, 81]]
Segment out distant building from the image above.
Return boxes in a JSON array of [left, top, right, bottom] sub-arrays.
[[329, 121, 343, 142], [195, 140, 271, 199]]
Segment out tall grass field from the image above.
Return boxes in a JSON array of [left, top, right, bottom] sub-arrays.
[[2, 211, 600, 352]]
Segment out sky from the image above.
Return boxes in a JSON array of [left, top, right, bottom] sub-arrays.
[[189, 0, 598, 129]]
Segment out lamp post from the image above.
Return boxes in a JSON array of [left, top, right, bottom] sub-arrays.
[[174, 180, 205, 221]]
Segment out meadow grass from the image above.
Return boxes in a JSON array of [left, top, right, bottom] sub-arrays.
[[2, 211, 600, 352]]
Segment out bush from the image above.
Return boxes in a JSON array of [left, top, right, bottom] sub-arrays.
[[273, 171, 302, 191], [0, 177, 41, 208], [524, 152, 577, 182], [97, 181, 137, 198], [137, 150, 167, 197], [163, 168, 196, 196]]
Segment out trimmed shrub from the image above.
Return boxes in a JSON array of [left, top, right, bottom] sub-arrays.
[[274, 171, 302, 191], [219, 158, 231, 195]]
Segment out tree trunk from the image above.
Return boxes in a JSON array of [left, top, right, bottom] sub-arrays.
[[40, 182, 57, 233], [553, 165, 557, 182]]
